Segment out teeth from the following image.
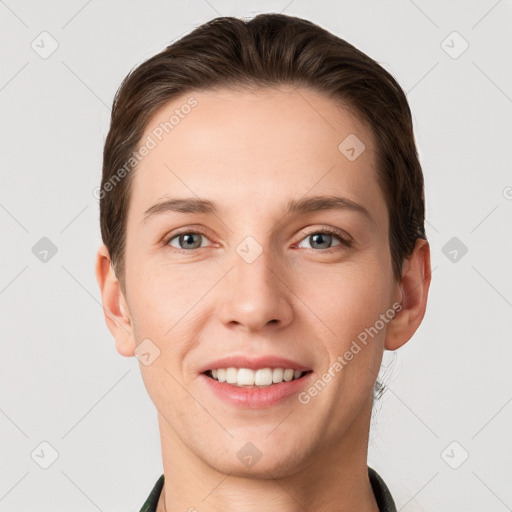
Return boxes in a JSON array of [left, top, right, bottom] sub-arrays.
[[207, 367, 306, 387]]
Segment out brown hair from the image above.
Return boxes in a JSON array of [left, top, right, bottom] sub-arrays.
[[100, 12, 426, 290]]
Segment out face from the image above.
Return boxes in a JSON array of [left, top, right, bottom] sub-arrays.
[[119, 86, 402, 477]]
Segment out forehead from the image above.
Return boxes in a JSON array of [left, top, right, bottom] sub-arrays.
[[127, 86, 386, 228]]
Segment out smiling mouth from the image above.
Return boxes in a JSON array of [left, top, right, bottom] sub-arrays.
[[203, 368, 313, 388]]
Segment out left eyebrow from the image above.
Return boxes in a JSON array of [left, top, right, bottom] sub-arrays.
[[142, 194, 373, 223]]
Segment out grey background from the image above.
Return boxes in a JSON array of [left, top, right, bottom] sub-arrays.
[[1, 1, 511, 511]]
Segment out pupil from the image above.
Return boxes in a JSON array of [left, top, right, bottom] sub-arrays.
[[181, 233, 200, 249], [311, 233, 331, 249]]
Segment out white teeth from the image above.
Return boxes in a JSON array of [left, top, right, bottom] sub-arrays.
[[272, 368, 284, 383], [283, 369, 294, 381], [207, 367, 306, 387], [254, 368, 272, 386], [226, 367, 238, 384]]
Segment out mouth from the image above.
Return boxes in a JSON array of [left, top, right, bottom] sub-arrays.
[[202, 367, 314, 388], [199, 366, 314, 408]]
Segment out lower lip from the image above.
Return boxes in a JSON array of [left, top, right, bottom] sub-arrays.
[[199, 372, 313, 409]]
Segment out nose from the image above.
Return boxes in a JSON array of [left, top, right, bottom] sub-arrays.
[[216, 246, 294, 333]]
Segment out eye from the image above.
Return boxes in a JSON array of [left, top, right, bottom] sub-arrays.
[[297, 228, 352, 250], [166, 231, 211, 251], [163, 227, 351, 253]]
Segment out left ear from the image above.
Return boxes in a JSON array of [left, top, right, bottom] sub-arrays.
[[385, 238, 431, 350]]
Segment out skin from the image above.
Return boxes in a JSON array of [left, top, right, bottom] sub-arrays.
[[96, 86, 431, 512]]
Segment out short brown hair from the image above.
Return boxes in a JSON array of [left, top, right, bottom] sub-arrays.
[[100, 13, 426, 289]]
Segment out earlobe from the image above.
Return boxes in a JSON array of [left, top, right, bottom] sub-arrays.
[[384, 239, 431, 351], [95, 244, 136, 357]]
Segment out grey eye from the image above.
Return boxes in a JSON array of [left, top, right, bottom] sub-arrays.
[[298, 232, 341, 250], [169, 233, 204, 250]]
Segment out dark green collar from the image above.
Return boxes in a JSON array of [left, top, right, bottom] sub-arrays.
[[139, 466, 396, 511], [368, 466, 397, 511], [138, 474, 164, 512]]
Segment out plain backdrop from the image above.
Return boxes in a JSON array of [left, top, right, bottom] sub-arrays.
[[1, 1, 511, 511]]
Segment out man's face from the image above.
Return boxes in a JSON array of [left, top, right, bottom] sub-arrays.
[[121, 86, 401, 476]]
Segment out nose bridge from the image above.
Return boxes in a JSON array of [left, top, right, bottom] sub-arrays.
[[216, 237, 293, 331]]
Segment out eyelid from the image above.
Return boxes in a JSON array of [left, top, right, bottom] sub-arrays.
[[295, 226, 353, 249], [299, 225, 352, 240], [162, 226, 215, 249]]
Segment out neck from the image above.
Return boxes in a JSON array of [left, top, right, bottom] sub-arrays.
[[156, 399, 379, 512]]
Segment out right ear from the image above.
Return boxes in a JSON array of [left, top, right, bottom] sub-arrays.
[[95, 244, 136, 357]]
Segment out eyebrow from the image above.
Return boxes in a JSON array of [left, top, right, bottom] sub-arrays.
[[142, 195, 373, 223]]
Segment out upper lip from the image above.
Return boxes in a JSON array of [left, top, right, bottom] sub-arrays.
[[199, 355, 312, 374]]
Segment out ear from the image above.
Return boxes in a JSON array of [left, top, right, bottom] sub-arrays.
[[385, 238, 431, 351], [95, 244, 136, 357]]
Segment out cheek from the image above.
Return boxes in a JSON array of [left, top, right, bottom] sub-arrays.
[[292, 258, 393, 353], [126, 265, 210, 404], [127, 252, 200, 324], [126, 257, 221, 358]]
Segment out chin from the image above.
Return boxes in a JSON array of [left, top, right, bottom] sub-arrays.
[[197, 436, 310, 479], [209, 455, 303, 480]]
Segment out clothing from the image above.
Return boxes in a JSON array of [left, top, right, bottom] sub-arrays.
[[139, 466, 397, 512], [368, 466, 397, 511]]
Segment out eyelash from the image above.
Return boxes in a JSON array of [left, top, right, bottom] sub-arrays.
[[162, 227, 353, 254]]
